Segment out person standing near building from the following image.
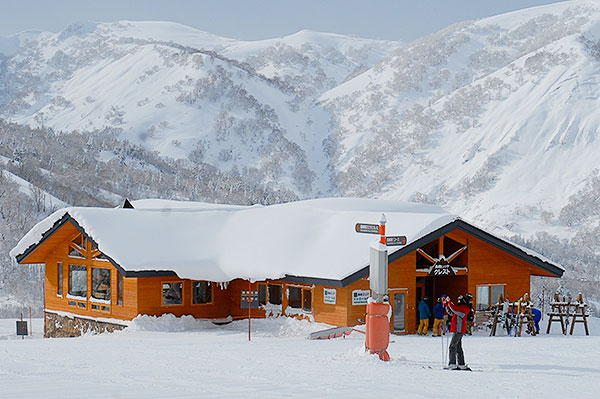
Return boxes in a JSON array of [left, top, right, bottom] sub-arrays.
[[465, 300, 474, 335], [432, 297, 445, 337], [442, 293, 472, 370], [418, 297, 431, 335]]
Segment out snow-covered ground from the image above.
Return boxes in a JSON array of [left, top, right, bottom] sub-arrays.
[[0, 315, 598, 398]]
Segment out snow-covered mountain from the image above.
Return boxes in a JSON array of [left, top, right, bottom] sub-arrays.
[[319, 0, 600, 240], [0, 21, 400, 197], [1, 1, 600, 307]]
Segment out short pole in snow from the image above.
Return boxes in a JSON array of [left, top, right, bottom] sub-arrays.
[[29, 306, 32, 336], [248, 280, 251, 342]]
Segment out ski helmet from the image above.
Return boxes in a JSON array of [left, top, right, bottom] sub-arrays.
[[464, 293, 473, 303]]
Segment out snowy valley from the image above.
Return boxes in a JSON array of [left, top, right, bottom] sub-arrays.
[[1, 0, 600, 313]]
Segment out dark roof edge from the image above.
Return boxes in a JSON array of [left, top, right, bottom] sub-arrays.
[[453, 220, 564, 278], [280, 275, 344, 288], [334, 219, 563, 287]]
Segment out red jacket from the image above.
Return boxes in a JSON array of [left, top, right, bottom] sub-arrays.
[[444, 300, 470, 334]]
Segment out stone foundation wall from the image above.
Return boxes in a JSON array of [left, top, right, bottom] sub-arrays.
[[45, 312, 126, 338]]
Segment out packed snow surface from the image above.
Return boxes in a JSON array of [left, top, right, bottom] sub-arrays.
[[1, 316, 599, 398]]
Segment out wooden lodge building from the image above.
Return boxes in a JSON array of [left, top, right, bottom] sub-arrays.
[[10, 198, 563, 337]]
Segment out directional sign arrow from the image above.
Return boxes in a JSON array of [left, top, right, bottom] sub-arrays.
[[385, 235, 407, 246], [355, 223, 380, 234]]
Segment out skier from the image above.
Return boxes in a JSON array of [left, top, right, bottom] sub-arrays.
[[418, 297, 431, 335], [432, 297, 445, 337], [442, 293, 472, 370]]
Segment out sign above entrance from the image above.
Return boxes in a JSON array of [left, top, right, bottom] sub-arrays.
[[385, 235, 407, 246], [429, 263, 457, 276], [355, 223, 380, 234]]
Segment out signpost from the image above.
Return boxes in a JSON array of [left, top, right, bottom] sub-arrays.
[[354, 214, 407, 362], [385, 235, 407, 246], [355, 223, 380, 234]]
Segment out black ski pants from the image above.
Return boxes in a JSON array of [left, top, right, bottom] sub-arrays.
[[449, 332, 465, 366]]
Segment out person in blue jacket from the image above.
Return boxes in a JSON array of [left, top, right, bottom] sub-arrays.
[[526, 307, 542, 335], [418, 297, 431, 335], [432, 297, 445, 336]]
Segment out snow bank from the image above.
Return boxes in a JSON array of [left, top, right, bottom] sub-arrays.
[[127, 313, 332, 337]]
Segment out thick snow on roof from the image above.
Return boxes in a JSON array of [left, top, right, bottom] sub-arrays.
[[11, 198, 457, 282]]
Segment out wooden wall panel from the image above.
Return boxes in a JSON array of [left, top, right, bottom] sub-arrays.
[[389, 253, 416, 333], [312, 285, 349, 327], [466, 236, 532, 303], [136, 277, 232, 319]]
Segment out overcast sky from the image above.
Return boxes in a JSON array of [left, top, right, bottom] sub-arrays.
[[0, 0, 570, 42]]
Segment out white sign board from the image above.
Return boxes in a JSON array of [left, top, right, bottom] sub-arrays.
[[324, 288, 336, 304], [352, 289, 370, 306]]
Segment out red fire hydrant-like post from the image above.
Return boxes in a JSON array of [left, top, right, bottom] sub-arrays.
[[367, 214, 391, 361]]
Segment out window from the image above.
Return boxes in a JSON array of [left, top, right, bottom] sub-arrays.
[[68, 265, 87, 297], [91, 268, 111, 301], [268, 284, 282, 305], [192, 281, 212, 304], [476, 284, 505, 311], [258, 284, 267, 305], [57, 263, 63, 296], [288, 287, 302, 309], [117, 272, 123, 306], [162, 282, 183, 305], [303, 289, 312, 312], [287, 286, 312, 312]]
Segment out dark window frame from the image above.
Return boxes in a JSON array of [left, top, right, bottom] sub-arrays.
[[91, 267, 111, 301], [117, 272, 123, 306], [68, 264, 87, 298], [287, 286, 313, 312], [191, 281, 212, 305], [162, 281, 184, 306], [476, 284, 505, 311], [267, 284, 282, 305], [57, 262, 63, 297]]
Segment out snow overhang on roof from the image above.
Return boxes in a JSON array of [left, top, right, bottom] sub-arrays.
[[10, 197, 563, 284]]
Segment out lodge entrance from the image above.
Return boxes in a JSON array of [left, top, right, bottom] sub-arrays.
[[415, 235, 469, 323]]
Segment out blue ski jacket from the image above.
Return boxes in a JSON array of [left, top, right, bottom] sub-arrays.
[[433, 303, 445, 320], [418, 299, 431, 320]]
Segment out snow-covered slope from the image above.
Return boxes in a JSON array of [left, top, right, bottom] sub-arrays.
[[319, 0, 600, 239]]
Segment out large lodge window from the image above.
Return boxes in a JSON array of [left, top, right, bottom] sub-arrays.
[[57, 263, 63, 297], [192, 281, 212, 304], [68, 265, 87, 298], [162, 282, 183, 305], [476, 284, 505, 311], [258, 283, 283, 306], [288, 286, 312, 312], [91, 268, 111, 301], [117, 272, 123, 306]]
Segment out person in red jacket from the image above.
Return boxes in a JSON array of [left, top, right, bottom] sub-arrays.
[[442, 293, 473, 370]]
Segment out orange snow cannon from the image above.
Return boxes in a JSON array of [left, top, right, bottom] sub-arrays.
[[365, 301, 391, 361]]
